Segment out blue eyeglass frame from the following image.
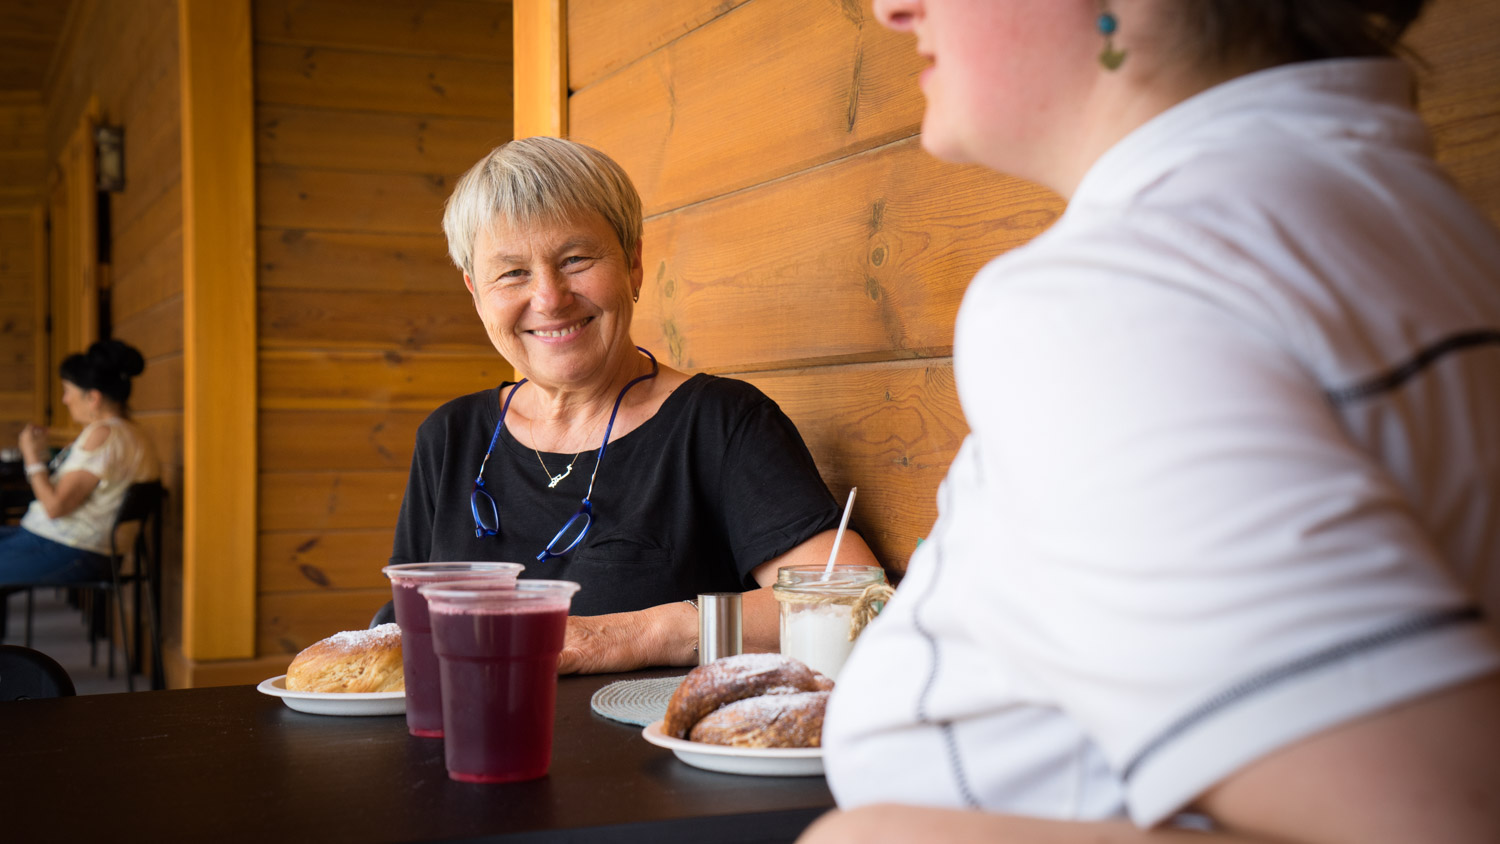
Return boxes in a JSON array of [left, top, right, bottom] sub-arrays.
[[469, 346, 659, 562]]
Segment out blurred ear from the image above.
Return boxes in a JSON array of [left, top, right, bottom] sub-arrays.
[[463, 272, 476, 296]]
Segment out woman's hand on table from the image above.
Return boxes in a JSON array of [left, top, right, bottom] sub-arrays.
[[558, 612, 652, 674], [556, 529, 879, 674], [558, 602, 698, 674]]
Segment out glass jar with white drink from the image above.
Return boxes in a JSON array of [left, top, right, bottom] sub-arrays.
[[773, 564, 891, 680]]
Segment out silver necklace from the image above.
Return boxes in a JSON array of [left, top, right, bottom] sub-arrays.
[[528, 415, 588, 489]]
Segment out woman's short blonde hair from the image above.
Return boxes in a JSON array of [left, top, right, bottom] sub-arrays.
[[442, 137, 644, 277]]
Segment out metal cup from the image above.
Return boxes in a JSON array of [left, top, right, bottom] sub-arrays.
[[697, 592, 743, 664]]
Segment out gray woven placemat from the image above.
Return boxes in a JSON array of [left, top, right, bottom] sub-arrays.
[[590, 675, 688, 726]]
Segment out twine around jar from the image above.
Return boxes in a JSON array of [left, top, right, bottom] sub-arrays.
[[849, 582, 894, 640], [774, 581, 895, 641]]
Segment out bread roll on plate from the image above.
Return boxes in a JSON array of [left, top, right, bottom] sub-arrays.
[[688, 690, 830, 748], [285, 622, 404, 693], [663, 653, 833, 746]]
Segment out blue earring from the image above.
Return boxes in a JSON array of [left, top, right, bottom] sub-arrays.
[[1098, 10, 1127, 70]]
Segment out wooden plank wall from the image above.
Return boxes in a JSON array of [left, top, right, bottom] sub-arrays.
[[42, 0, 188, 653], [253, 0, 513, 659], [565, 0, 1500, 578], [0, 94, 46, 446], [1409, 1, 1500, 226]]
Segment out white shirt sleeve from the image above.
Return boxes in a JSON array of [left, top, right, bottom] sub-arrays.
[[56, 422, 112, 480]]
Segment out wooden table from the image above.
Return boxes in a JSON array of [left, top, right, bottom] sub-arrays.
[[0, 669, 834, 842]]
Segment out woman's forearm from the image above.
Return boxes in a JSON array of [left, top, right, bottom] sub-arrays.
[[741, 583, 782, 653], [26, 467, 58, 515], [21, 424, 106, 519], [559, 600, 696, 674], [558, 583, 784, 674], [799, 805, 1277, 844], [27, 469, 99, 520]]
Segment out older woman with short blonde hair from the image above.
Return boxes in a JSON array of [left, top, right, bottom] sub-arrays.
[[391, 137, 878, 674]]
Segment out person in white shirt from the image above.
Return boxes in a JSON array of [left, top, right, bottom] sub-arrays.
[[806, 1, 1500, 842], [1, 340, 160, 632]]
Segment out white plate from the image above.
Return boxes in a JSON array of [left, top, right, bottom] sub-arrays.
[[641, 719, 824, 777], [256, 675, 406, 717]]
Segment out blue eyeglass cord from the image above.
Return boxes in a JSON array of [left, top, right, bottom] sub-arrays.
[[471, 346, 660, 544]]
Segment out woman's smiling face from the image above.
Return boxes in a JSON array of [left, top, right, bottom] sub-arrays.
[[464, 209, 643, 392]]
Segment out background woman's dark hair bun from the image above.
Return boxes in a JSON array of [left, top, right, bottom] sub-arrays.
[[87, 338, 146, 378], [1183, 0, 1430, 69], [59, 338, 146, 407]]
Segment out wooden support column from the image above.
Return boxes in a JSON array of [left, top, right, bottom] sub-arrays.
[[514, 0, 568, 138], [178, 0, 257, 661]]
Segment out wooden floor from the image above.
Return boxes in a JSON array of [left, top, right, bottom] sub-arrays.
[[2, 587, 135, 695]]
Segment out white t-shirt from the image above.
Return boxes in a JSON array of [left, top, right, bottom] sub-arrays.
[[22, 417, 160, 555], [824, 59, 1500, 828]]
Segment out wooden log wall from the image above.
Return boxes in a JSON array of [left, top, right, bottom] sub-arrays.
[[1408, 1, 1500, 226], [564, 0, 1500, 578], [253, 0, 513, 659], [42, 0, 188, 655], [0, 94, 46, 447]]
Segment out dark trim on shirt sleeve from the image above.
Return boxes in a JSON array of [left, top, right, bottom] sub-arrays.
[[911, 487, 981, 809], [1325, 329, 1500, 405], [1121, 605, 1485, 781]]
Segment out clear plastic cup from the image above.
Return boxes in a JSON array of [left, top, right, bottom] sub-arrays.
[[380, 562, 524, 737], [419, 579, 581, 783]]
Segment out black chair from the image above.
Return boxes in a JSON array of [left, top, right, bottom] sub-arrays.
[[0, 644, 76, 700], [370, 600, 396, 629], [21, 480, 167, 691]]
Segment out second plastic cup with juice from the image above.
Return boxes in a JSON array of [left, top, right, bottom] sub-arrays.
[[419, 579, 580, 783], [380, 562, 523, 737]]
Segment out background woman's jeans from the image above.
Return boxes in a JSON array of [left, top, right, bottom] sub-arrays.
[[0, 525, 110, 586], [0, 525, 111, 638]]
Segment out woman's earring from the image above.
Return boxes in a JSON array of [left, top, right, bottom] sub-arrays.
[[1097, 6, 1126, 71], [632, 290, 640, 303]]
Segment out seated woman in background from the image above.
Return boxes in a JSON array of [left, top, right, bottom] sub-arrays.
[[390, 136, 879, 674], [0, 340, 160, 629], [808, 0, 1500, 842]]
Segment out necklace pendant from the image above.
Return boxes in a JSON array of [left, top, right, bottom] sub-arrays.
[[547, 467, 572, 489]]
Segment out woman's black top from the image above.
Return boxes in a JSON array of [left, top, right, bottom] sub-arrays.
[[390, 374, 842, 616]]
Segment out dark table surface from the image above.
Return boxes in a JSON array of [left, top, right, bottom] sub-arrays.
[[0, 668, 835, 843]]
